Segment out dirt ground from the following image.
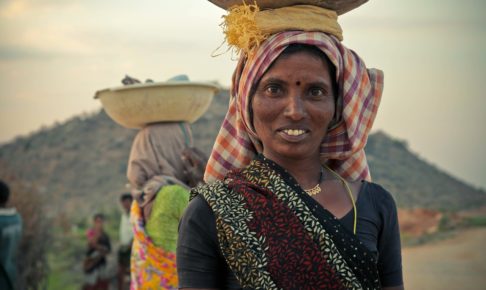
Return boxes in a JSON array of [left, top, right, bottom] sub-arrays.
[[402, 228, 486, 290]]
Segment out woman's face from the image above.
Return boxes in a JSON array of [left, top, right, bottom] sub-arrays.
[[251, 50, 335, 164]]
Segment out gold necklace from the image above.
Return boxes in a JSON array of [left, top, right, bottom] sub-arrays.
[[304, 168, 324, 196], [304, 184, 321, 196]]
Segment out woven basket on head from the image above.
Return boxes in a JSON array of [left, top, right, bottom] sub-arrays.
[[208, 0, 368, 15], [94, 81, 219, 129]]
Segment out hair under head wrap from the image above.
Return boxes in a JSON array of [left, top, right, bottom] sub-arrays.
[[204, 31, 383, 182]]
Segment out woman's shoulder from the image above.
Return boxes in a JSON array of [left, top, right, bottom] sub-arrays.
[[184, 194, 213, 220], [360, 181, 398, 210], [191, 179, 228, 198], [179, 193, 219, 247], [188, 177, 246, 224], [185, 178, 233, 220], [190, 178, 238, 209]]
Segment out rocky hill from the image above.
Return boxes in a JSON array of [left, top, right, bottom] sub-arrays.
[[365, 132, 485, 210], [0, 90, 484, 221]]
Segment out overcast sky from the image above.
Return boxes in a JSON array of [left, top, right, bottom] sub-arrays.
[[1, 0, 485, 189]]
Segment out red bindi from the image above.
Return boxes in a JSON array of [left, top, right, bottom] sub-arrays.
[[296, 81, 301, 86]]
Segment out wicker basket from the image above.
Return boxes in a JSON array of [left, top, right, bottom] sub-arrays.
[[208, 0, 368, 15], [94, 81, 219, 128]]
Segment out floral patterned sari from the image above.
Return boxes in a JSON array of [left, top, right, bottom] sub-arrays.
[[193, 155, 380, 290]]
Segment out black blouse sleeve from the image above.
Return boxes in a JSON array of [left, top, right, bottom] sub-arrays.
[[177, 195, 222, 288], [373, 184, 403, 287]]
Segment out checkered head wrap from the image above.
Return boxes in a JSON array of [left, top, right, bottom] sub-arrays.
[[204, 31, 383, 182]]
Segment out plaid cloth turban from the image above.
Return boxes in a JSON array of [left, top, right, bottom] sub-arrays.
[[204, 31, 383, 182]]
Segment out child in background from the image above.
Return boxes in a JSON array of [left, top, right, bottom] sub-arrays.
[[83, 213, 111, 290]]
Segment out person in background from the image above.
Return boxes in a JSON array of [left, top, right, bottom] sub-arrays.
[[126, 122, 207, 289], [118, 193, 133, 290], [83, 213, 111, 290], [0, 180, 22, 290]]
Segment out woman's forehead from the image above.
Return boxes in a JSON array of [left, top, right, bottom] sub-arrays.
[[259, 51, 333, 82]]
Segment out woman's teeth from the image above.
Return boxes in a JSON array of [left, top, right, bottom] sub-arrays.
[[283, 129, 305, 136]]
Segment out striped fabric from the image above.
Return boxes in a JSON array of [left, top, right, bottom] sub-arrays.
[[204, 31, 383, 182]]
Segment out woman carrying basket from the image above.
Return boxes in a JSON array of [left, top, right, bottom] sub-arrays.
[[127, 122, 206, 289], [177, 2, 404, 289]]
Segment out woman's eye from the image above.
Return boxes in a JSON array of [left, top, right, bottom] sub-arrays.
[[265, 84, 282, 96], [309, 87, 325, 97]]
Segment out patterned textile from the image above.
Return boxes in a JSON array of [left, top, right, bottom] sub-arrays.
[[193, 155, 380, 290], [204, 31, 383, 182], [130, 201, 177, 290]]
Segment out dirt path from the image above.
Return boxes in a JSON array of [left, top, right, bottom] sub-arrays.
[[402, 228, 486, 290]]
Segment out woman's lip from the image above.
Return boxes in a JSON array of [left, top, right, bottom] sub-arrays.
[[277, 129, 308, 142]]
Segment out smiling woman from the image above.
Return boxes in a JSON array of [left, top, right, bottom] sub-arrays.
[[251, 45, 336, 169], [176, 2, 403, 290]]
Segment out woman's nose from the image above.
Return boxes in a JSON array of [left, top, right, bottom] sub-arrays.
[[283, 95, 306, 120]]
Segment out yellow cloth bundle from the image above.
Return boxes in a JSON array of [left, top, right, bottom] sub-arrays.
[[221, 4, 343, 55]]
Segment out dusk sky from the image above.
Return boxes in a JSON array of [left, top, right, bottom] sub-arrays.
[[1, 0, 485, 189]]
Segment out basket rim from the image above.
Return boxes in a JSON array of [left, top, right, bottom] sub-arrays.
[[94, 81, 220, 99], [207, 0, 368, 15]]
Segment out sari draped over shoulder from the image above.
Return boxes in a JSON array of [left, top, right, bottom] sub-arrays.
[[192, 156, 380, 290]]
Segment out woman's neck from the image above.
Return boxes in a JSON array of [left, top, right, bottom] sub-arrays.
[[263, 154, 322, 189]]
